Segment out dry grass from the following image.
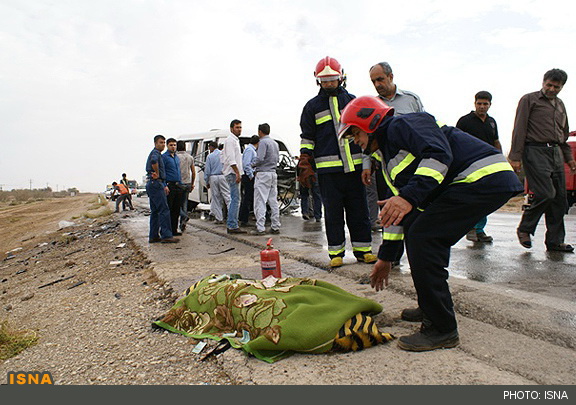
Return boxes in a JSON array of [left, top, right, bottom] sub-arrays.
[[0, 320, 39, 361]]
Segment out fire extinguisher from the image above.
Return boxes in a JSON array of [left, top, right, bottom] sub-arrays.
[[260, 238, 282, 279]]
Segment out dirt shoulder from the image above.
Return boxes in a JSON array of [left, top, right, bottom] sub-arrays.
[[0, 197, 231, 385]]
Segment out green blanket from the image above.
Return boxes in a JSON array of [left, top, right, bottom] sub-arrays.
[[154, 274, 383, 363]]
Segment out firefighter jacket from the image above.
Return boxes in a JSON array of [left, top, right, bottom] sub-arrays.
[[373, 112, 523, 261], [300, 87, 370, 174]]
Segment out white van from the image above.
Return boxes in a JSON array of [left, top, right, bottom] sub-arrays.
[[177, 129, 297, 213]]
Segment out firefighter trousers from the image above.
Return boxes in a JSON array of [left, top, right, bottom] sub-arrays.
[[402, 186, 515, 333], [318, 171, 372, 259]]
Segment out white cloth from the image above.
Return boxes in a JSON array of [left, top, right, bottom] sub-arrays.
[[208, 174, 230, 221], [254, 172, 280, 232], [221, 134, 243, 176]]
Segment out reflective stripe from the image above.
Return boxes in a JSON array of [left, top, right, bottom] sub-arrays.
[[382, 225, 404, 241], [328, 244, 346, 256], [452, 162, 514, 184], [316, 115, 332, 125], [301, 138, 315, 148], [376, 150, 399, 196], [436, 120, 446, 127], [353, 159, 363, 166], [388, 150, 415, 181], [316, 154, 342, 168], [451, 155, 512, 184], [351, 242, 371, 248], [352, 246, 371, 252], [414, 158, 447, 183], [329, 96, 355, 173], [317, 160, 343, 168]]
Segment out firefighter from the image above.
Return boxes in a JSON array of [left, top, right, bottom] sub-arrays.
[[299, 57, 377, 268], [338, 96, 523, 351]]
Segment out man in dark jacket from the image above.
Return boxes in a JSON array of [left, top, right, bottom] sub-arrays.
[[298, 57, 376, 268], [338, 96, 523, 351]]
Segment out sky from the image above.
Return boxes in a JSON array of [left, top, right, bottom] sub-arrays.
[[1, 0, 575, 192]]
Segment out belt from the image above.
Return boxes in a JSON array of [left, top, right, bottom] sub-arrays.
[[526, 142, 558, 147], [166, 181, 180, 185]]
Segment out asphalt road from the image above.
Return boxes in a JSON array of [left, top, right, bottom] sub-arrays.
[[121, 197, 575, 384]]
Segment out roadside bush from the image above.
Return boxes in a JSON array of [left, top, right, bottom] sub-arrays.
[[0, 320, 39, 361]]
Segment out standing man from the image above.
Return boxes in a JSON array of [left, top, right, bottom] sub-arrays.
[[239, 135, 259, 227], [457, 91, 502, 243], [145, 135, 178, 243], [176, 141, 196, 232], [299, 170, 322, 222], [204, 142, 230, 224], [251, 123, 280, 235], [299, 56, 376, 268], [222, 119, 247, 234], [368, 62, 425, 230], [338, 96, 522, 351], [162, 138, 183, 236], [509, 68, 576, 252]]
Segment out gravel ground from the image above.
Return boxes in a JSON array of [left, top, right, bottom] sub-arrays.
[[0, 215, 232, 385]]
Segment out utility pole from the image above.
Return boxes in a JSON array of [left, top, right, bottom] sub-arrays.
[[29, 179, 32, 190]]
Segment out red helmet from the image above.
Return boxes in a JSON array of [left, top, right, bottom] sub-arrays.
[[338, 96, 394, 140], [314, 56, 343, 82]]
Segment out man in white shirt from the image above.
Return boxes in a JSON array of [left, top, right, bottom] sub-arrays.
[[221, 119, 247, 234], [176, 141, 196, 232]]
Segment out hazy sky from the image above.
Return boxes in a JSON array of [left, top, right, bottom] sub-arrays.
[[1, 0, 574, 192]]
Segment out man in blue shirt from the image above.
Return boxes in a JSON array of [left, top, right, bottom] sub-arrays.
[[162, 138, 183, 236], [251, 123, 281, 235], [145, 135, 178, 243], [204, 142, 230, 223], [239, 135, 259, 226]]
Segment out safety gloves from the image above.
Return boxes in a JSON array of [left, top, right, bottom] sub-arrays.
[[297, 154, 316, 188]]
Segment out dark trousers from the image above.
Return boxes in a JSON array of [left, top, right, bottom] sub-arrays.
[[300, 176, 322, 220], [518, 145, 567, 246], [239, 174, 255, 224], [403, 186, 515, 332], [146, 180, 173, 240], [318, 171, 372, 258], [166, 182, 184, 233]]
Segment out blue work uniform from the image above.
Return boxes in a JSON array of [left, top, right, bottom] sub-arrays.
[[372, 112, 523, 332], [162, 151, 182, 234], [300, 86, 373, 259], [145, 148, 173, 240]]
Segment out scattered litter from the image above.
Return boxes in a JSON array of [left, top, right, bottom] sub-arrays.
[[4, 304, 12, 311], [1, 278, 7, 283], [21, 235, 35, 242], [191, 341, 207, 354], [109, 260, 123, 266], [16, 269, 27, 275], [37, 243, 48, 247], [114, 292, 122, 299], [58, 220, 76, 229], [109, 239, 115, 243], [21, 293, 35, 301], [93, 234, 101, 239], [64, 249, 83, 257], [222, 332, 237, 338], [6, 247, 23, 254], [68, 281, 86, 290], [4, 254, 16, 261], [208, 247, 235, 255], [38, 275, 75, 289], [239, 330, 251, 344], [200, 340, 232, 361], [208, 274, 229, 284], [116, 243, 126, 249]]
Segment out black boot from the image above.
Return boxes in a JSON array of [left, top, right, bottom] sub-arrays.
[[398, 319, 459, 352]]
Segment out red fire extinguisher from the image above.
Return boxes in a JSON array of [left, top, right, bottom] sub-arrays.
[[260, 238, 282, 279]]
